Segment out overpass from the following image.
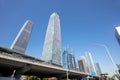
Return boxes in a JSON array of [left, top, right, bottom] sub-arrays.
[[0, 46, 92, 79]]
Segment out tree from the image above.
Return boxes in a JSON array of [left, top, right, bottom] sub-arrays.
[[26, 76, 40, 80]]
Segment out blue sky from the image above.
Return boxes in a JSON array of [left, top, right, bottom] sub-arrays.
[[0, 0, 120, 76]]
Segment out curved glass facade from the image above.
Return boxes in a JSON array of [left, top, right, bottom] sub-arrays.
[[62, 48, 76, 70], [42, 13, 61, 65]]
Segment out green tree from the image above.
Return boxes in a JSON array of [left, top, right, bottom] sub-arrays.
[[26, 76, 40, 80]]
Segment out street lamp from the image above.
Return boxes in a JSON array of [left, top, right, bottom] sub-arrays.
[[95, 44, 118, 74], [66, 52, 69, 80], [67, 68, 69, 80], [11, 70, 16, 80]]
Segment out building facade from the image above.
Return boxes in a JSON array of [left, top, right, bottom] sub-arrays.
[[115, 26, 120, 45], [94, 62, 102, 75], [62, 48, 76, 70], [116, 64, 120, 73], [78, 56, 89, 73], [10, 20, 33, 53], [85, 52, 96, 75], [42, 12, 62, 65]]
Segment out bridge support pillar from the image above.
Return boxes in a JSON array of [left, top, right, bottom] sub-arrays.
[[15, 64, 31, 79], [57, 77, 62, 80], [40, 77, 43, 80]]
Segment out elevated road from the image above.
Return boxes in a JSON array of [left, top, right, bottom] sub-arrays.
[[0, 46, 89, 79]]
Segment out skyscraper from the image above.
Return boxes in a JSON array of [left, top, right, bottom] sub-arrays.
[[62, 48, 76, 70], [42, 12, 61, 65], [115, 26, 120, 45], [78, 56, 89, 73], [85, 52, 96, 75], [94, 62, 102, 76], [116, 64, 120, 73], [10, 20, 33, 53]]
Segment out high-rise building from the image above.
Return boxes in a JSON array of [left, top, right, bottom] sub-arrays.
[[85, 52, 96, 75], [78, 56, 89, 73], [10, 20, 33, 53], [42, 12, 61, 65], [115, 26, 120, 45], [116, 64, 120, 74], [94, 62, 102, 76], [62, 48, 76, 70]]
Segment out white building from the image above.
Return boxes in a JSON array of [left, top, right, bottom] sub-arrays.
[[85, 52, 96, 75], [78, 56, 89, 73]]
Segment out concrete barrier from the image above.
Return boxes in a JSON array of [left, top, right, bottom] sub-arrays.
[[0, 77, 15, 80]]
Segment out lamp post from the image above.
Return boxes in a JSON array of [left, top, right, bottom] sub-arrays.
[[95, 44, 118, 73], [66, 53, 69, 80], [11, 70, 16, 80], [67, 68, 68, 80]]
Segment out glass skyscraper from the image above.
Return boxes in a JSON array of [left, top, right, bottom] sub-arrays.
[[62, 48, 76, 70], [115, 26, 120, 45], [42, 12, 62, 65], [10, 20, 33, 53], [85, 52, 96, 75]]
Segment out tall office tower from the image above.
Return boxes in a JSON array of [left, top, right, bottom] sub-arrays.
[[10, 20, 33, 53], [62, 48, 76, 70], [85, 52, 96, 75], [94, 62, 102, 76], [116, 64, 120, 73], [42, 12, 62, 65], [78, 56, 89, 73], [115, 26, 120, 45]]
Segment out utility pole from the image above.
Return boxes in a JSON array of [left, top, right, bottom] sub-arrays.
[[66, 52, 69, 80], [11, 70, 16, 80]]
